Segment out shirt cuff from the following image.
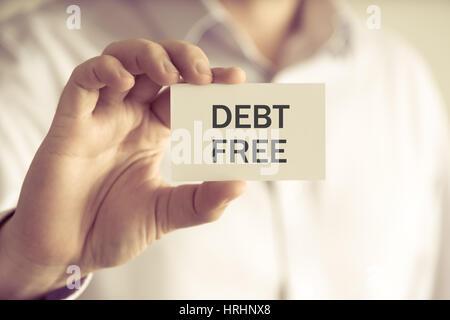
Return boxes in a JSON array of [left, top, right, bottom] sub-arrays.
[[44, 273, 93, 300], [0, 208, 14, 226]]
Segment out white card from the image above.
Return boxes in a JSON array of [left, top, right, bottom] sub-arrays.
[[170, 83, 325, 181]]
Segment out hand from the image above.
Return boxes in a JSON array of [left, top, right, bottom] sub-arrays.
[[0, 39, 246, 299]]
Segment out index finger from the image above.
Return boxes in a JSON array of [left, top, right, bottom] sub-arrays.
[[103, 39, 180, 86]]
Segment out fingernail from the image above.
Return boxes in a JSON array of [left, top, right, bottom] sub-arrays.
[[163, 59, 178, 74], [195, 60, 212, 77]]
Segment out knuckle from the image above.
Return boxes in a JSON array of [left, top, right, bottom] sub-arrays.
[[72, 59, 94, 80], [102, 40, 120, 54], [70, 64, 91, 89], [92, 56, 119, 79], [178, 42, 204, 59], [96, 54, 116, 66], [135, 37, 152, 45], [139, 41, 161, 59], [72, 63, 84, 76]]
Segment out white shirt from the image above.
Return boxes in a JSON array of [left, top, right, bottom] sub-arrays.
[[0, 0, 448, 299]]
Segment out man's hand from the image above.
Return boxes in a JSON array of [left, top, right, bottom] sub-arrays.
[[0, 39, 246, 299]]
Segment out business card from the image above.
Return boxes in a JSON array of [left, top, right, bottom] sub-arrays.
[[170, 83, 325, 181]]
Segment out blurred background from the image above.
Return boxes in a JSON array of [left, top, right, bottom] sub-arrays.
[[0, 0, 449, 118], [346, 0, 450, 120]]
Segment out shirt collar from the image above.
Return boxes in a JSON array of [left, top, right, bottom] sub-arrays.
[[139, 0, 213, 41], [141, 0, 354, 70]]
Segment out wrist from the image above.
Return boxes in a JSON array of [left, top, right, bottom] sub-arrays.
[[0, 216, 67, 299]]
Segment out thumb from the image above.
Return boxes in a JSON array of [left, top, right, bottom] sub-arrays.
[[156, 181, 246, 235]]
